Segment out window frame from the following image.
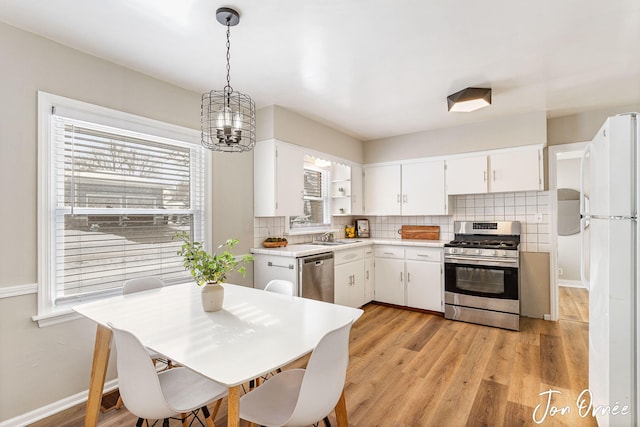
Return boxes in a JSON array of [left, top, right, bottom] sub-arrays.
[[35, 92, 212, 326]]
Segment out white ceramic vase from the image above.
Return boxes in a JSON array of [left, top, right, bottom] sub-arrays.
[[201, 282, 224, 312]]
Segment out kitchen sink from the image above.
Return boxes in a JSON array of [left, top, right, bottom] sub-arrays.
[[311, 239, 362, 246]]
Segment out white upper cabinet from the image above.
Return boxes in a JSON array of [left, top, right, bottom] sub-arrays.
[[364, 161, 447, 216], [445, 146, 543, 195], [489, 147, 542, 193], [331, 163, 363, 216], [350, 164, 364, 215], [254, 140, 304, 217], [402, 160, 447, 215], [364, 164, 401, 215], [445, 155, 488, 195]]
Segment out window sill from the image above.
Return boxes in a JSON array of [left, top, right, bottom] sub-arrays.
[[32, 308, 82, 327]]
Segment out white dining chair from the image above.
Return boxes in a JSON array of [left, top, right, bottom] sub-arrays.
[[264, 279, 295, 296], [239, 321, 354, 427], [110, 323, 227, 427], [122, 277, 172, 368], [122, 276, 166, 294]]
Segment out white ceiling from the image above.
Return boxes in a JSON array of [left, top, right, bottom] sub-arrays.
[[1, 0, 639, 141]]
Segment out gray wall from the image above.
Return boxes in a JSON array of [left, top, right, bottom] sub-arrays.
[[258, 105, 364, 163], [0, 22, 254, 421], [547, 104, 640, 146], [364, 111, 547, 163]]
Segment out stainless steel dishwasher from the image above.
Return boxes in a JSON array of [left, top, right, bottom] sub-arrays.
[[297, 252, 334, 303]]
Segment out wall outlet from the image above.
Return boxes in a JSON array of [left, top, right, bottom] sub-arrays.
[[558, 267, 564, 276], [535, 213, 543, 223]]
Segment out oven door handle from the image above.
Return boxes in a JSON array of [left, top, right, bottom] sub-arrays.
[[445, 256, 518, 264]]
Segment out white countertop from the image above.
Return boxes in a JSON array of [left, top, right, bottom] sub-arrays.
[[251, 238, 448, 257]]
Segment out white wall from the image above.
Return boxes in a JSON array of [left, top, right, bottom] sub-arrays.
[[556, 158, 582, 283], [0, 22, 254, 422]]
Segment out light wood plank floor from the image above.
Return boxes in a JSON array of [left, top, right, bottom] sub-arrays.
[[558, 286, 589, 323], [29, 304, 596, 427]]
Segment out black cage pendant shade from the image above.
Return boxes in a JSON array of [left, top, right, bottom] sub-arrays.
[[201, 7, 256, 153]]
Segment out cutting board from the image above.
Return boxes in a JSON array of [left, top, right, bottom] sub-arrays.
[[400, 225, 440, 240]]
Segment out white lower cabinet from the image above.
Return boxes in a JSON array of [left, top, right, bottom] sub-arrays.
[[374, 245, 443, 312], [364, 247, 374, 302], [334, 248, 366, 308], [374, 246, 405, 305], [405, 247, 443, 312]]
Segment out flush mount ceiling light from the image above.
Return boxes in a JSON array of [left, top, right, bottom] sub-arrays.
[[447, 87, 492, 112], [201, 7, 255, 152]]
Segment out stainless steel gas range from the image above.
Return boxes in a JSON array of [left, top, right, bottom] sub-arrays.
[[444, 221, 521, 331]]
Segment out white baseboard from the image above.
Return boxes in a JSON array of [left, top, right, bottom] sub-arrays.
[[0, 379, 119, 427], [558, 280, 586, 289]]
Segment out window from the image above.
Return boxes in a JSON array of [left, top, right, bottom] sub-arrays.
[[289, 156, 330, 231], [36, 92, 209, 323]]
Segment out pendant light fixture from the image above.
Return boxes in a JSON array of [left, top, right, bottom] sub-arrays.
[[447, 87, 492, 112], [201, 7, 256, 152]]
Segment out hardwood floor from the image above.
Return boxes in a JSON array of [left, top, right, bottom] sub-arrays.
[[558, 286, 589, 323], [29, 304, 596, 427]]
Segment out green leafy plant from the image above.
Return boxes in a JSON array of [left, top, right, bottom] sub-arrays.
[[175, 231, 254, 286]]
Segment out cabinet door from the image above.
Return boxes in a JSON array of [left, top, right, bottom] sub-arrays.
[[406, 260, 442, 312], [445, 155, 488, 195], [490, 148, 542, 193], [351, 164, 364, 215], [276, 142, 304, 216], [374, 257, 405, 305], [363, 250, 374, 303], [334, 260, 365, 308], [402, 160, 446, 215], [364, 165, 401, 215]]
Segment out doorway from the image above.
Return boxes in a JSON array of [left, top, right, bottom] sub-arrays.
[[548, 142, 589, 322]]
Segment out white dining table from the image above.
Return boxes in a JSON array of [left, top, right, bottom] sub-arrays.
[[73, 282, 363, 427]]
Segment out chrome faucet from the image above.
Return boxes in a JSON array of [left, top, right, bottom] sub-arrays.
[[320, 232, 334, 242]]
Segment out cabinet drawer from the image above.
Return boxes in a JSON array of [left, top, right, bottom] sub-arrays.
[[405, 247, 442, 262], [374, 245, 404, 259], [334, 247, 364, 265]]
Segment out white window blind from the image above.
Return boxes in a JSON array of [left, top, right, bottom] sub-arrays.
[[50, 114, 205, 303], [290, 165, 329, 230]]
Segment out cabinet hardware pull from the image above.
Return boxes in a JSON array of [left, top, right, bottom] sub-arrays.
[[407, 272, 411, 282], [417, 254, 430, 257], [483, 171, 487, 182], [366, 270, 369, 280], [383, 252, 394, 255], [400, 272, 403, 282], [267, 262, 294, 269], [493, 170, 496, 181], [403, 194, 407, 203], [397, 194, 401, 203]]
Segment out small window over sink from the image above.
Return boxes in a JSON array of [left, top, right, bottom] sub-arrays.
[[288, 156, 331, 233]]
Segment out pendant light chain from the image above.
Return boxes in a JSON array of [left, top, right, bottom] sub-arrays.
[[225, 20, 233, 97]]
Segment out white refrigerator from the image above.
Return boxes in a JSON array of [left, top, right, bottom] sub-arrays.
[[581, 113, 639, 427]]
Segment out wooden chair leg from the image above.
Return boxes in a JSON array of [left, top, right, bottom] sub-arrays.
[[210, 398, 223, 420], [201, 405, 216, 427], [114, 395, 124, 410], [181, 412, 189, 427]]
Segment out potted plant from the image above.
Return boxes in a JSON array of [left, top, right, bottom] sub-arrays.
[[175, 231, 254, 312]]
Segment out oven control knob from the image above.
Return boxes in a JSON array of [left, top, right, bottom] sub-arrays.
[[476, 249, 482, 255], [492, 250, 498, 256], [460, 248, 466, 254], [449, 248, 456, 254]]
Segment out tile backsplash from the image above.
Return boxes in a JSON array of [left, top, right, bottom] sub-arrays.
[[254, 190, 550, 252]]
